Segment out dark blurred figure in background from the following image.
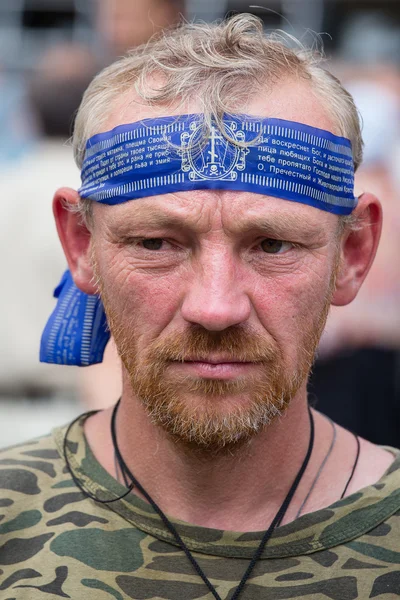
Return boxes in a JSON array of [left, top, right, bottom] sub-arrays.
[[310, 67, 400, 447], [97, 0, 185, 59], [29, 43, 97, 138], [0, 43, 96, 402]]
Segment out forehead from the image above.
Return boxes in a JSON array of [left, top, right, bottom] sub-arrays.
[[94, 77, 339, 232], [104, 77, 337, 135]]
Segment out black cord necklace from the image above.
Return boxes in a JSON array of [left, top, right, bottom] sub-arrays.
[[340, 433, 360, 499], [111, 400, 315, 600], [62, 403, 362, 599]]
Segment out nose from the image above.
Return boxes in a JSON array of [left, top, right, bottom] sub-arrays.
[[180, 249, 251, 331]]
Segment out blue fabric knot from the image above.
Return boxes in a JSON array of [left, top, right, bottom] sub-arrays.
[[40, 270, 110, 366]]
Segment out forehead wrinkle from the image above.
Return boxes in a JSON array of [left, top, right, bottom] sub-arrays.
[[218, 193, 333, 241], [106, 191, 220, 235], [225, 211, 324, 239], [100, 189, 334, 241]]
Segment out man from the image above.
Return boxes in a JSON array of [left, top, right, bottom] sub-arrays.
[[1, 14, 399, 600]]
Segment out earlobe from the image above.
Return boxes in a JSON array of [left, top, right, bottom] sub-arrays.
[[53, 187, 97, 295], [332, 193, 382, 306]]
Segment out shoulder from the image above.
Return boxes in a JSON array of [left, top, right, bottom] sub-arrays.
[[0, 430, 64, 473], [0, 430, 70, 526], [346, 436, 399, 497]]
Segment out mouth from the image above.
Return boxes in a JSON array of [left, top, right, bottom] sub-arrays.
[[184, 357, 253, 364], [169, 357, 262, 380]]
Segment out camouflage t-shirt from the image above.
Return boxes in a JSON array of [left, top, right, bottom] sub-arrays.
[[1, 414, 400, 600]]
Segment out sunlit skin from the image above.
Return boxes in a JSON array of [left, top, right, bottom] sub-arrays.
[[93, 192, 335, 406], [54, 77, 392, 531]]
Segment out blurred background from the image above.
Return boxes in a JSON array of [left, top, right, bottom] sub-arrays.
[[0, 0, 399, 448]]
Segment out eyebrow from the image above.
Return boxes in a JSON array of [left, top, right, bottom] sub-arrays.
[[111, 207, 325, 242], [112, 211, 193, 236], [231, 214, 324, 241]]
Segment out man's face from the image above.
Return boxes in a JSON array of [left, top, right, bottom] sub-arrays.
[[88, 80, 342, 451]]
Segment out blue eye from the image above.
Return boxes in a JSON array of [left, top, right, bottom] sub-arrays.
[[141, 238, 164, 250]]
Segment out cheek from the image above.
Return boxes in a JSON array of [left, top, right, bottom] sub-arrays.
[[128, 276, 182, 332], [252, 267, 333, 357], [98, 250, 185, 339]]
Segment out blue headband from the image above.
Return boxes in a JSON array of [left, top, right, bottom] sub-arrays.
[[40, 114, 356, 366]]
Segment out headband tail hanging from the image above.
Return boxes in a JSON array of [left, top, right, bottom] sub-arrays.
[[40, 269, 110, 366]]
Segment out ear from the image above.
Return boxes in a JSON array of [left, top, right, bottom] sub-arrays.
[[332, 192, 382, 306], [53, 187, 97, 295]]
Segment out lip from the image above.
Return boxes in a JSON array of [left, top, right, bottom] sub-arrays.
[[169, 359, 261, 380], [182, 357, 256, 364]]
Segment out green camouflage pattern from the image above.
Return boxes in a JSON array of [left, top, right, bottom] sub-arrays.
[[1, 413, 400, 599]]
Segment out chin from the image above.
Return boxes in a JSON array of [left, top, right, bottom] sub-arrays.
[[140, 382, 289, 454]]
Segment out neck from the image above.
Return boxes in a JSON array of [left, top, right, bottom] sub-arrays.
[[85, 380, 322, 531]]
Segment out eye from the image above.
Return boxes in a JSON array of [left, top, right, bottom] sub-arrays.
[[260, 239, 292, 254], [141, 238, 164, 250]]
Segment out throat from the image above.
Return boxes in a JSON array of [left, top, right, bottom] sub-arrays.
[[104, 394, 314, 532]]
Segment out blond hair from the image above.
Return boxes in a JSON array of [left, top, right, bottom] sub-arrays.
[[72, 13, 363, 224]]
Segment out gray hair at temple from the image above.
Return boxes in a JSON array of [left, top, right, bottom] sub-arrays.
[[72, 13, 363, 224]]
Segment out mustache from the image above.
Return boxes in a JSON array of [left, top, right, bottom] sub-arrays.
[[144, 325, 279, 364]]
